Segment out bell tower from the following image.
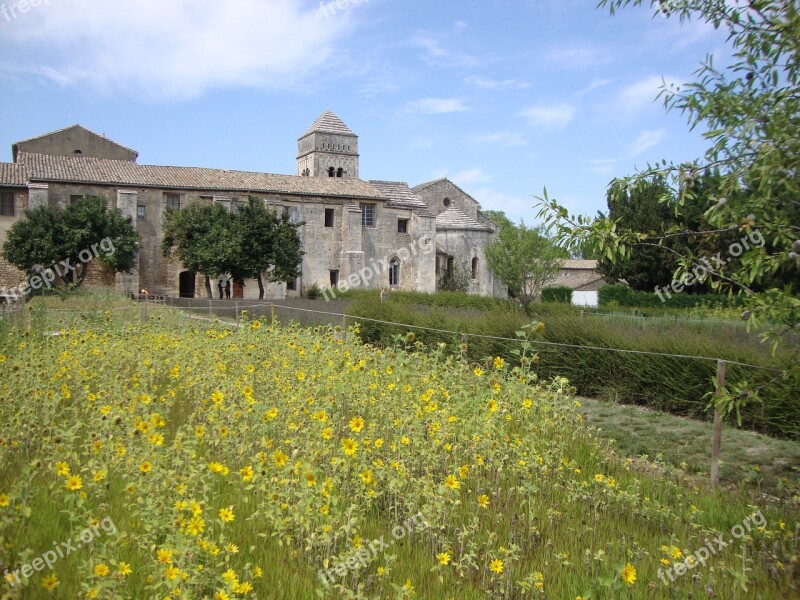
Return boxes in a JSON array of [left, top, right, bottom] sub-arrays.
[[297, 111, 359, 178]]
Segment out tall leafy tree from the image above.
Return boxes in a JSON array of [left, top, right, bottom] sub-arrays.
[[485, 222, 565, 309], [537, 0, 800, 409], [235, 198, 303, 299], [3, 196, 138, 288], [162, 201, 238, 298]]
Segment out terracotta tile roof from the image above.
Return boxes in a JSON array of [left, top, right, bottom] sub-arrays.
[[300, 111, 357, 138], [0, 163, 27, 187], [435, 206, 493, 231], [368, 180, 433, 217], [15, 152, 385, 200]]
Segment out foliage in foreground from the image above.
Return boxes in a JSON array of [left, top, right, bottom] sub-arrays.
[[0, 303, 797, 599], [347, 294, 800, 439]]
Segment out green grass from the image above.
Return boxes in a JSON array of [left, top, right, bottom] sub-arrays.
[[575, 397, 800, 495]]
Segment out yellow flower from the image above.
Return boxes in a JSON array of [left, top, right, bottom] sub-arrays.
[[487, 399, 498, 412], [305, 473, 317, 487], [118, 562, 133, 576], [489, 559, 504, 574], [594, 474, 604, 482], [478, 494, 490, 509], [403, 578, 416, 595], [437, 552, 451, 565], [93, 471, 105, 483], [493, 356, 505, 370], [86, 588, 99, 598], [139, 461, 152, 474], [233, 581, 253, 594], [671, 546, 683, 559], [56, 461, 70, 476], [273, 450, 289, 467], [94, 563, 110, 577], [215, 592, 230, 600], [321, 427, 332, 440], [42, 573, 59, 590], [341, 438, 358, 457], [620, 562, 637, 586], [253, 566, 263, 578], [473, 367, 484, 377], [240, 465, 254, 482], [66, 474, 83, 491], [186, 516, 205, 536], [157, 549, 174, 564], [208, 462, 229, 475], [360, 469, 374, 485], [226, 543, 239, 554], [165, 566, 182, 580], [219, 506, 235, 523], [221, 569, 238, 584], [444, 474, 460, 490], [349, 416, 365, 433], [0, 493, 9, 508]]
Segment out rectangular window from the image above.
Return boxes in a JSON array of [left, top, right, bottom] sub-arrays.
[[360, 203, 375, 228], [0, 192, 15, 216], [397, 218, 409, 234], [232, 200, 246, 212], [329, 270, 339, 287], [137, 205, 146, 221], [286, 279, 297, 291], [165, 193, 181, 210], [283, 205, 299, 223], [324, 208, 335, 228], [70, 194, 84, 205]]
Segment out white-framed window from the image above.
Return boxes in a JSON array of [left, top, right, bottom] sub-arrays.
[[137, 205, 146, 221], [360, 203, 375, 228], [165, 193, 181, 210]]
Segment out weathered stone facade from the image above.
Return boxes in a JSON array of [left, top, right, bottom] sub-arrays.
[[0, 113, 502, 300]]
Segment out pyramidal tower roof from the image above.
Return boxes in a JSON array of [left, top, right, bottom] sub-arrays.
[[300, 111, 357, 138]]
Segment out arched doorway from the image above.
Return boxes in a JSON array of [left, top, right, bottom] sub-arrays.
[[179, 271, 196, 298]]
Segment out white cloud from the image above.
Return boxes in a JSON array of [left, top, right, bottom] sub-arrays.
[[409, 33, 482, 68], [474, 132, 527, 147], [520, 104, 575, 129], [451, 168, 490, 185], [630, 129, 666, 156], [619, 75, 681, 111], [0, 0, 352, 99], [544, 46, 610, 69], [575, 78, 615, 96], [471, 188, 539, 224], [465, 75, 531, 90], [405, 98, 470, 114], [585, 158, 618, 176]]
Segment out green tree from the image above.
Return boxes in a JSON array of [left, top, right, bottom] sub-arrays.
[[235, 198, 303, 299], [481, 210, 514, 231], [485, 222, 565, 309], [162, 201, 238, 298], [538, 0, 800, 360], [2, 196, 138, 289]]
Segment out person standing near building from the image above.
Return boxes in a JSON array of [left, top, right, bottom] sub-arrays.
[[224, 280, 231, 299], [217, 280, 224, 300]]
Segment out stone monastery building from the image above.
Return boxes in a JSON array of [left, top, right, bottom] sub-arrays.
[[0, 112, 505, 299]]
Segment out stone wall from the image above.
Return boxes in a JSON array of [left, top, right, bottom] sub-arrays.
[[14, 127, 137, 162]]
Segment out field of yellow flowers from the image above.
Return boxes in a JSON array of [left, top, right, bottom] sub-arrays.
[[0, 298, 797, 599]]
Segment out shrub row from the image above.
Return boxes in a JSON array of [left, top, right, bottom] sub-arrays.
[[599, 284, 741, 309], [541, 286, 573, 303], [347, 294, 799, 439]]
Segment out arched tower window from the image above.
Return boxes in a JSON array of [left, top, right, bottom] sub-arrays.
[[471, 257, 479, 280], [389, 258, 400, 286], [328, 167, 335, 178], [336, 168, 344, 178]]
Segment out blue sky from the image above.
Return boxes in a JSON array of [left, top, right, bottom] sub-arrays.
[[0, 0, 733, 224]]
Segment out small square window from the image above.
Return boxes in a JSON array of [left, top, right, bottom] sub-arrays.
[[286, 279, 297, 291], [0, 192, 14, 217], [165, 193, 181, 210], [397, 219, 409, 234], [360, 203, 375, 228], [137, 205, 146, 221], [233, 200, 246, 212], [70, 194, 84, 205], [325, 208, 335, 228], [330, 270, 339, 287]]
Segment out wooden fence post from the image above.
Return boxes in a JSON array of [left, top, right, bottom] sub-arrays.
[[461, 333, 468, 360], [343, 314, 348, 342], [710, 359, 727, 487], [270, 303, 275, 325]]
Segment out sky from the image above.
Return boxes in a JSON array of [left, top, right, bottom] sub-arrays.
[[0, 0, 735, 224]]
